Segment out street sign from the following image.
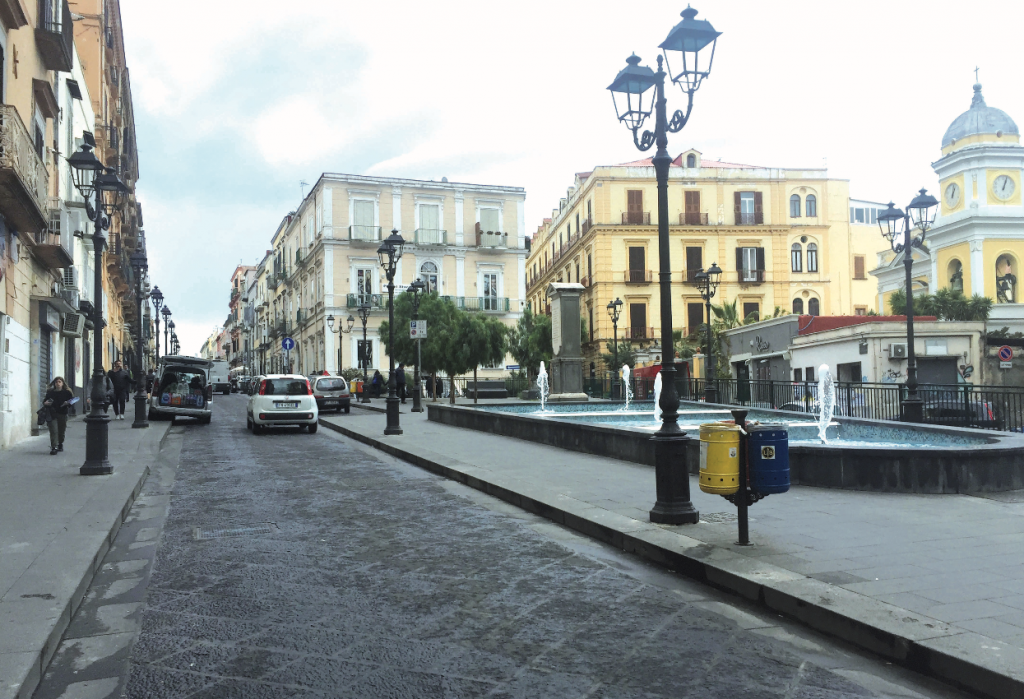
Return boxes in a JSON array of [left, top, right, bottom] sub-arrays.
[[998, 345, 1014, 362], [282, 337, 295, 351], [410, 320, 427, 338], [506, 365, 520, 370]]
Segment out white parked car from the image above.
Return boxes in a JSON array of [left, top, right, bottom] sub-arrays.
[[247, 374, 319, 435]]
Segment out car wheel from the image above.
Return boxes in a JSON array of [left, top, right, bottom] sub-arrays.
[[308, 422, 318, 434], [200, 415, 211, 425], [344, 406, 350, 414], [252, 423, 263, 435], [246, 415, 252, 430], [148, 409, 156, 421]]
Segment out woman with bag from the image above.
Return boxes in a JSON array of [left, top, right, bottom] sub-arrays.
[[43, 377, 74, 455]]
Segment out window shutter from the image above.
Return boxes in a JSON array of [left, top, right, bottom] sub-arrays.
[[628, 246, 645, 271], [756, 247, 765, 270], [733, 191, 741, 216], [854, 256, 865, 279], [735, 247, 744, 271], [754, 191, 763, 212]]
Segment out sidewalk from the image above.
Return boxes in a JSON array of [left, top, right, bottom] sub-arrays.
[[321, 409, 1024, 699], [0, 415, 170, 699]]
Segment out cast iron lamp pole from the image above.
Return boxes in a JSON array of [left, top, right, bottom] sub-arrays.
[[151, 286, 163, 361], [357, 303, 371, 403], [608, 5, 720, 525], [161, 307, 171, 353], [67, 146, 130, 476], [606, 297, 622, 398], [695, 263, 722, 402], [377, 230, 406, 435], [326, 313, 356, 373], [407, 278, 426, 413], [167, 321, 176, 354], [877, 189, 938, 423], [129, 251, 149, 428]]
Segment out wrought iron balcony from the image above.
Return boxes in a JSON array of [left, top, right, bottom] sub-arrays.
[[478, 230, 507, 248], [32, 199, 72, 269], [346, 293, 387, 310], [624, 270, 653, 283], [349, 225, 382, 242], [462, 296, 510, 313], [581, 217, 593, 235], [36, 0, 73, 72], [737, 270, 766, 284], [681, 269, 703, 284], [621, 212, 650, 225], [679, 212, 709, 226], [625, 326, 655, 340], [414, 228, 447, 246], [736, 211, 764, 225], [0, 105, 49, 233], [296, 246, 308, 265]]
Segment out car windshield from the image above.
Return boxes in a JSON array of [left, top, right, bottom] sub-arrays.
[[315, 378, 346, 391], [264, 378, 309, 396], [157, 368, 207, 407]]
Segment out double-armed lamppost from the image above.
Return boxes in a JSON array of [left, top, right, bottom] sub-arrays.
[[377, 230, 405, 435], [357, 303, 371, 403], [326, 313, 355, 373], [695, 263, 722, 403], [151, 286, 164, 361], [129, 251, 150, 429], [878, 189, 938, 423], [67, 145, 130, 476], [407, 278, 426, 413], [608, 5, 720, 525], [606, 297, 623, 397]]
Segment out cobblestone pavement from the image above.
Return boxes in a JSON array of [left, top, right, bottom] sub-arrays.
[[35, 398, 975, 698]]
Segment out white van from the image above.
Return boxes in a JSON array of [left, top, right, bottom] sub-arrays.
[[149, 356, 214, 424], [210, 360, 231, 395]]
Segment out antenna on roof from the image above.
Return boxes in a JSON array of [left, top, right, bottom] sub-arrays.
[[300, 180, 309, 199]]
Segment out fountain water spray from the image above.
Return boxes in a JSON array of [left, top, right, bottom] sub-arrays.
[[621, 364, 633, 411], [653, 372, 663, 422], [817, 364, 835, 443], [537, 361, 550, 412]]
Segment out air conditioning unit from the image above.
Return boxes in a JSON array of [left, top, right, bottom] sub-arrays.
[[890, 343, 908, 359], [61, 313, 85, 338], [63, 267, 78, 289]]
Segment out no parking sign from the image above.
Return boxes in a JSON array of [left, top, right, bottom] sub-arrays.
[[999, 345, 1014, 369]]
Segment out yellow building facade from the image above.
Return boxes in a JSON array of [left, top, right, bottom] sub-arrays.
[[526, 151, 883, 366]]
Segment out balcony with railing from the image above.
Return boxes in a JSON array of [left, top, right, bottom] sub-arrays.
[[349, 225, 382, 242], [737, 269, 766, 284], [461, 296, 510, 313], [621, 212, 650, 225], [32, 199, 72, 268], [581, 217, 593, 235], [679, 212, 709, 226], [36, 0, 73, 72], [681, 269, 702, 284], [0, 105, 49, 233], [624, 270, 653, 284], [478, 230, 508, 248], [736, 211, 764, 225], [296, 246, 308, 266], [625, 326, 655, 340], [346, 293, 387, 310], [414, 228, 447, 246]]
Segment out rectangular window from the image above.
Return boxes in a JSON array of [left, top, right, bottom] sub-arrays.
[[740, 192, 755, 214], [628, 246, 646, 282], [587, 200, 592, 223], [742, 302, 760, 322], [587, 254, 592, 281], [683, 190, 701, 225], [854, 208, 865, 223], [855, 306, 867, 316], [353, 200, 375, 238], [685, 246, 702, 280], [687, 303, 704, 336], [793, 368, 803, 382], [735, 191, 763, 225], [805, 366, 815, 382], [480, 207, 500, 233], [807, 245, 818, 273], [629, 303, 647, 339], [588, 308, 594, 342], [791, 246, 802, 272], [357, 340, 373, 368], [356, 268, 374, 304], [854, 255, 866, 280], [737, 247, 764, 282], [625, 190, 644, 224], [482, 273, 499, 310]]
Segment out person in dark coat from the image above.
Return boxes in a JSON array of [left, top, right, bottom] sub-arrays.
[[107, 361, 134, 420], [145, 369, 157, 396], [396, 364, 407, 403], [43, 377, 74, 455], [371, 370, 383, 398]]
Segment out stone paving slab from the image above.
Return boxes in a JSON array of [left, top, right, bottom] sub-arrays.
[[321, 409, 1024, 699], [0, 416, 171, 699]]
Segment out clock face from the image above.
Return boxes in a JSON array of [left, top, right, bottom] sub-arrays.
[[993, 175, 1016, 201], [945, 182, 961, 207]]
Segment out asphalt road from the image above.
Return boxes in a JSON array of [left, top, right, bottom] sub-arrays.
[[35, 397, 975, 698]]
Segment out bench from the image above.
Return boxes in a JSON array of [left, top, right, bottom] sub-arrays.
[[464, 380, 508, 399]]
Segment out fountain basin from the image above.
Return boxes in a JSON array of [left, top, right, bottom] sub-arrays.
[[427, 400, 1024, 494]]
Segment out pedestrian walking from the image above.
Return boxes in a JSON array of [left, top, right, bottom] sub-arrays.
[[42, 377, 74, 455], [371, 369, 383, 398], [146, 369, 157, 396], [107, 361, 134, 421], [396, 364, 407, 404]]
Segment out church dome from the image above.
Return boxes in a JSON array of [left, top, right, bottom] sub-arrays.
[[942, 84, 1018, 149]]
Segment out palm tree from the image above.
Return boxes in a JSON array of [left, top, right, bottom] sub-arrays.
[[711, 299, 741, 331]]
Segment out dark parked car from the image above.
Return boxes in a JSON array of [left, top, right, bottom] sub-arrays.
[[312, 376, 351, 414]]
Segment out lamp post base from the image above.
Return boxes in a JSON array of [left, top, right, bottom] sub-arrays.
[[648, 431, 699, 525], [132, 391, 150, 428], [901, 397, 924, 424], [704, 385, 719, 404], [384, 395, 403, 435], [411, 379, 423, 412], [80, 412, 113, 475]]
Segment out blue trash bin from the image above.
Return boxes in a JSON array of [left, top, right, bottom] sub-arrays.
[[748, 423, 790, 494]]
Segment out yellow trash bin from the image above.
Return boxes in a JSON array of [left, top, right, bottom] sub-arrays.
[[699, 422, 740, 495]]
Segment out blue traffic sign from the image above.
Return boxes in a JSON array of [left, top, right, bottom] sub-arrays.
[[998, 345, 1014, 362], [282, 337, 296, 351]]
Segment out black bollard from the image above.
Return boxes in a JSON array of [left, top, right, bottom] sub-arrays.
[[730, 408, 751, 546]]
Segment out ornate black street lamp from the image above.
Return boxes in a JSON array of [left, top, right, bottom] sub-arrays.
[[407, 278, 426, 413], [129, 251, 149, 428], [167, 320, 176, 354], [357, 302, 371, 403], [67, 145, 130, 476], [377, 230, 405, 435], [161, 307, 171, 353], [606, 297, 623, 398], [695, 262, 722, 403], [151, 286, 164, 361], [326, 313, 355, 374], [608, 5, 720, 525], [171, 332, 180, 355], [877, 189, 938, 423]]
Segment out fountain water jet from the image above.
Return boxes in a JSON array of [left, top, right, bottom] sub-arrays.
[[653, 372, 663, 422], [621, 365, 633, 411], [537, 362, 550, 412], [818, 364, 835, 443]]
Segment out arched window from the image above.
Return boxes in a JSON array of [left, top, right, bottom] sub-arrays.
[[791, 243, 802, 272], [686, 153, 697, 168], [806, 194, 817, 217], [996, 254, 1017, 303], [948, 260, 963, 293], [790, 194, 801, 218], [807, 243, 818, 272], [808, 298, 820, 316], [420, 261, 439, 293], [792, 298, 804, 314]]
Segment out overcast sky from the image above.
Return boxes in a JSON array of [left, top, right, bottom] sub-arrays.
[[121, 0, 1022, 354]]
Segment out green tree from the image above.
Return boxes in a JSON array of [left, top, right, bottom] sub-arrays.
[[507, 308, 552, 381], [464, 314, 508, 404], [601, 341, 638, 371], [888, 288, 991, 321], [379, 292, 454, 380]]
